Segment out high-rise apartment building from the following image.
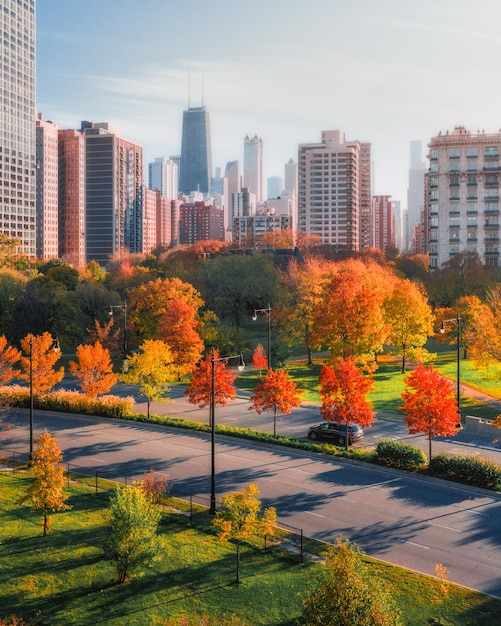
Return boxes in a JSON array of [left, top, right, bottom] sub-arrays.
[[36, 115, 59, 259], [298, 130, 371, 250], [372, 195, 394, 252], [427, 125, 501, 268], [0, 0, 36, 256], [179, 106, 212, 194], [179, 201, 224, 244], [58, 128, 86, 267], [148, 157, 178, 199], [81, 122, 143, 265], [407, 140, 426, 252], [244, 135, 264, 203]]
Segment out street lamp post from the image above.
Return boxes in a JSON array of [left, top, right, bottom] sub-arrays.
[[209, 350, 245, 516], [253, 304, 271, 370], [109, 301, 128, 371], [439, 311, 461, 423]]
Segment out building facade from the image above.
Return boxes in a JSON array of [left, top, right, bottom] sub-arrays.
[[148, 156, 178, 199], [58, 128, 86, 266], [407, 140, 426, 252], [179, 106, 212, 194], [427, 126, 501, 268], [372, 195, 394, 252], [81, 122, 143, 265], [179, 200, 224, 244], [298, 130, 371, 251], [232, 210, 291, 246], [244, 135, 264, 203], [36, 114, 59, 259], [0, 0, 36, 256]]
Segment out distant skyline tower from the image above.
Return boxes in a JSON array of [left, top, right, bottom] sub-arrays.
[[0, 0, 36, 256], [244, 135, 264, 203], [407, 140, 426, 251], [267, 176, 282, 199], [148, 157, 178, 199], [284, 158, 297, 195], [179, 106, 212, 194], [36, 114, 59, 260]]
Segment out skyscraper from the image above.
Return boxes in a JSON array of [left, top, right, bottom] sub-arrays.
[[81, 122, 143, 265], [0, 0, 36, 256], [426, 125, 501, 268], [179, 106, 212, 194], [407, 140, 426, 251], [372, 195, 394, 251], [148, 157, 178, 199], [244, 135, 264, 203], [36, 114, 59, 260], [298, 130, 371, 251]]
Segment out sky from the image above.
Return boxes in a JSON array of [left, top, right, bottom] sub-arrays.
[[36, 0, 501, 208]]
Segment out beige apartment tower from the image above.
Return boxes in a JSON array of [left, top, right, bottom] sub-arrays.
[[427, 126, 501, 268], [298, 130, 371, 250]]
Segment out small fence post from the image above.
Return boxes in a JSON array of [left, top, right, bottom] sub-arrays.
[[300, 529, 304, 565]]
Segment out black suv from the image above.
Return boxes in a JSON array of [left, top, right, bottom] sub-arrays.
[[307, 422, 364, 445]]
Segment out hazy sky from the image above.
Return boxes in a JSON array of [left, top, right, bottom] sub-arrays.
[[36, 0, 501, 206]]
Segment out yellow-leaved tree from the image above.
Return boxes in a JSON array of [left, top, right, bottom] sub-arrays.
[[69, 341, 117, 398], [20, 431, 70, 536]]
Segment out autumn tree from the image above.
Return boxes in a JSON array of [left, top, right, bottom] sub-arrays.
[[19, 332, 64, 394], [312, 270, 387, 368], [384, 278, 434, 373], [123, 339, 177, 418], [400, 363, 459, 459], [319, 359, 375, 448], [302, 536, 402, 626], [275, 257, 335, 365], [0, 335, 20, 385], [249, 369, 304, 436], [20, 431, 70, 536], [212, 483, 276, 584], [128, 277, 204, 341], [105, 484, 162, 584], [184, 350, 238, 423], [68, 341, 117, 398], [252, 343, 268, 375], [140, 470, 169, 505], [157, 299, 204, 378], [460, 286, 501, 371]]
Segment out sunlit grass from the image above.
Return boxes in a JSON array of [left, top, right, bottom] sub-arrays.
[[1, 472, 501, 625]]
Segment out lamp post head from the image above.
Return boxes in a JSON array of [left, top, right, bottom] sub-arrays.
[[439, 320, 446, 334], [237, 353, 245, 372], [252, 311, 257, 321]]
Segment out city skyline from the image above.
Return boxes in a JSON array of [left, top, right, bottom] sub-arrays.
[[37, 0, 501, 206]]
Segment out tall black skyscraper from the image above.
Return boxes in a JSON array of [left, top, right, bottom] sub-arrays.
[[179, 106, 212, 194]]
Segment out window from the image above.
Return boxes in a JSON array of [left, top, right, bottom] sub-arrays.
[[467, 148, 478, 158], [430, 217, 438, 228], [485, 202, 499, 212], [449, 148, 460, 159], [486, 174, 498, 185], [467, 175, 477, 186], [467, 216, 477, 225], [449, 175, 460, 186], [430, 149, 439, 160], [449, 216, 460, 226], [467, 161, 477, 171], [449, 162, 460, 172], [430, 163, 438, 173], [485, 147, 499, 158], [467, 202, 477, 213], [449, 203, 460, 213]]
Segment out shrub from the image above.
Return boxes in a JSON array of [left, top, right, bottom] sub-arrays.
[[374, 439, 427, 471], [429, 454, 501, 489], [0, 385, 134, 419]]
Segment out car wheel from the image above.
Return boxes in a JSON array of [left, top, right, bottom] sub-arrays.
[[309, 431, 317, 440], [338, 436, 345, 446]]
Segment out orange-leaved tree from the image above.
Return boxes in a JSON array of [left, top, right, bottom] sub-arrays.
[[249, 369, 304, 437], [20, 431, 70, 536], [252, 343, 268, 375], [0, 334, 20, 385], [19, 332, 64, 394], [400, 363, 459, 460], [69, 341, 117, 398], [184, 349, 237, 423], [157, 299, 204, 378], [319, 359, 375, 448]]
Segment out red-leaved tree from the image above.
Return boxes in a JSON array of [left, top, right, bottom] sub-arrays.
[[184, 350, 237, 424], [252, 343, 268, 375], [400, 363, 459, 460], [319, 359, 375, 448], [249, 369, 304, 436]]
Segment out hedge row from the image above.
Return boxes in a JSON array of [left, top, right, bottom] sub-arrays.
[[428, 453, 501, 490], [373, 439, 427, 471]]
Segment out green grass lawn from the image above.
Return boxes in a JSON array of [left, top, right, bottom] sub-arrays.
[[1, 472, 501, 625]]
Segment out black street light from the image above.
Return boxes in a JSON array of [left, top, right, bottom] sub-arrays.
[[29, 334, 60, 462], [209, 349, 245, 516], [109, 301, 128, 371], [253, 304, 272, 370], [439, 311, 461, 424]]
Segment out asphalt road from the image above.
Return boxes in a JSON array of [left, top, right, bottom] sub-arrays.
[[2, 408, 501, 599]]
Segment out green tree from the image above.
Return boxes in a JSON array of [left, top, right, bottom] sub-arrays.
[[384, 279, 434, 373], [105, 484, 162, 584], [302, 536, 402, 625], [123, 339, 177, 418], [212, 484, 276, 584], [20, 432, 70, 536], [249, 369, 304, 436]]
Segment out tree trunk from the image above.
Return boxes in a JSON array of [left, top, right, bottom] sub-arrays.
[[147, 397, 150, 419], [43, 505, 48, 536]]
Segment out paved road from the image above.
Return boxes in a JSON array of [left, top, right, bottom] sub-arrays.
[[2, 409, 501, 599]]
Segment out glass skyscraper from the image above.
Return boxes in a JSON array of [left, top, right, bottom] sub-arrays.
[[179, 106, 212, 195], [0, 0, 36, 256]]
